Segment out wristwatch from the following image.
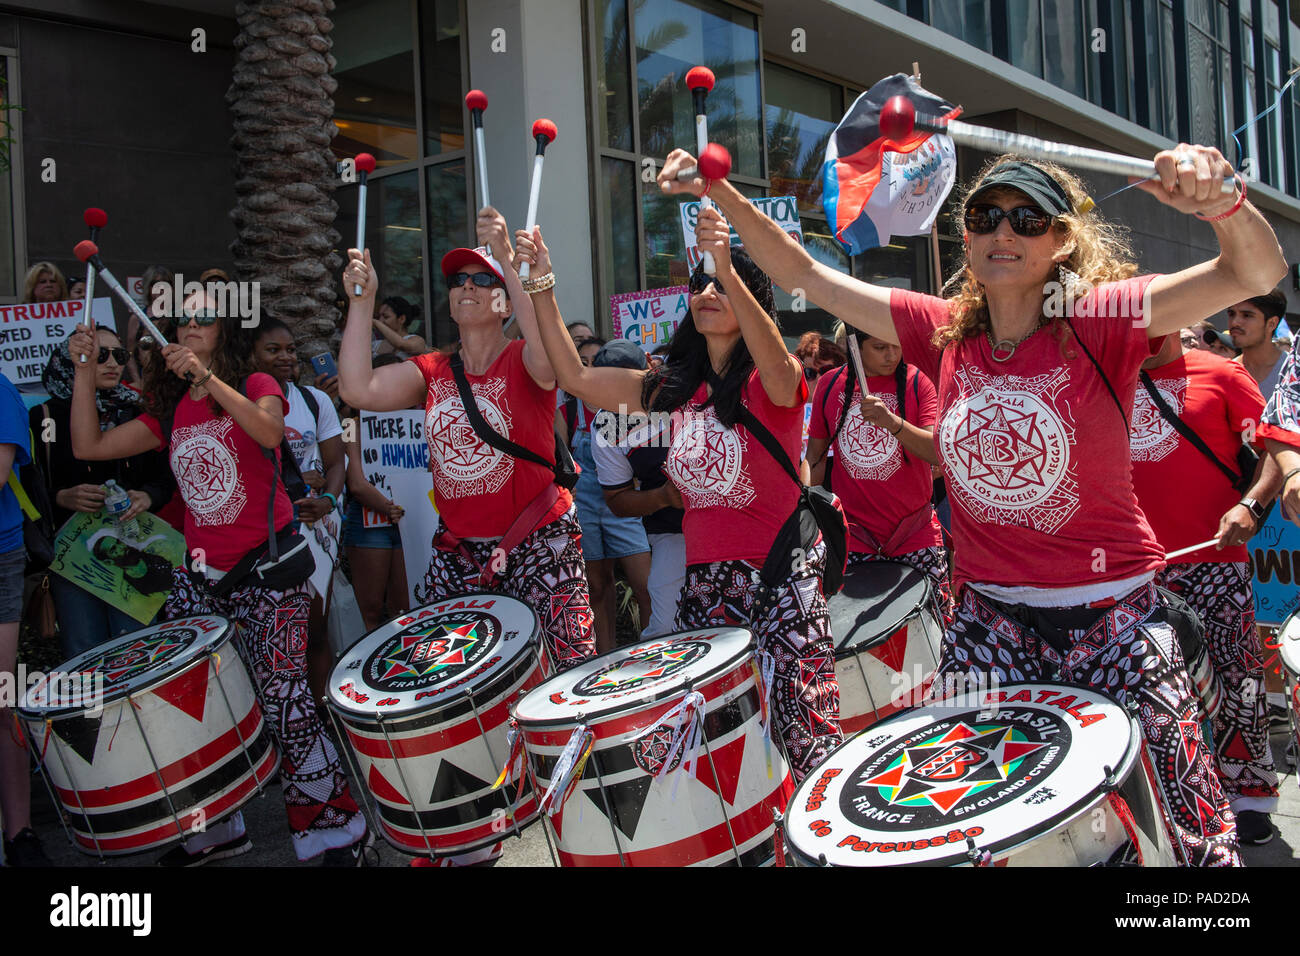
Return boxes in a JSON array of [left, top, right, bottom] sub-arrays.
[[1239, 497, 1266, 521]]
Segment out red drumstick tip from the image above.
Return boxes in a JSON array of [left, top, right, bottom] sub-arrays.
[[465, 89, 489, 112], [532, 118, 558, 144], [354, 153, 377, 174], [698, 143, 731, 180], [74, 239, 98, 262], [880, 95, 916, 143], [83, 207, 108, 228], [686, 65, 715, 93]]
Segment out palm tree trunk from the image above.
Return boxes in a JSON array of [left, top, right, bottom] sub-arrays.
[[227, 0, 341, 363]]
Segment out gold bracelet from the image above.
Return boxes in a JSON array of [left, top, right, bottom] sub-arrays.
[[522, 271, 556, 294]]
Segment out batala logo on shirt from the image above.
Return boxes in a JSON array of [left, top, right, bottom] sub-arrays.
[[836, 391, 902, 481], [425, 377, 513, 496], [1129, 378, 1183, 462], [666, 404, 755, 510], [170, 417, 245, 526], [938, 367, 1078, 533]]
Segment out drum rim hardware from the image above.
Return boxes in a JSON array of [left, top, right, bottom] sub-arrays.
[[831, 561, 935, 657]]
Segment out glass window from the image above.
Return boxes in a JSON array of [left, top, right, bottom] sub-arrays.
[[633, 0, 764, 178], [853, 235, 931, 293], [599, 157, 640, 296], [764, 63, 841, 218], [1007, 0, 1044, 77], [337, 169, 425, 331], [931, 2, 993, 53], [425, 161, 468, 347], [419, 0, 464, 156], [641, 171, 690, 291], [332, 0, 419, 166], [1158, 1, 1178, 138], [0, 57, 15, 298], [1188, 26, 1221, 149], [1043, 0, 1086, 98], [595, 0, 634, 152]]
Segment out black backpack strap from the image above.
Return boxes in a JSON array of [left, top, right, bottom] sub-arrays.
[[449, 352, 553, 471], [736, 405, 801, 487], [1139, 369, 1242, 487], [298, 383, 320, 424], [1063, 318, 1129, 438]]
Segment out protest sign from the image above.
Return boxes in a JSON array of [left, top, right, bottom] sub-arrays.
[[50, 511, 186, 624], [679, 196, 803, 271], [0, 297, 115, 386], [1250, 506, 1300, 626], [610, 287, 689, 352], [360, 410, 438, 607]]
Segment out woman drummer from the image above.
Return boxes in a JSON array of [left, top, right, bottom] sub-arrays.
[[658, 142, 1286, 866], [68, 295, 367, 866], [806, 329, 953, 622], [513, 213, 842, 782]]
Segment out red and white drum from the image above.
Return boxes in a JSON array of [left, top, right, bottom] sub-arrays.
[[1279, 611, 1300, 768], [326, 593, 546, 858], [514, 628, 792, 867], [784, 682, 1178, 867], [18, 616, 277, 856], [827, 561, 943, 734]]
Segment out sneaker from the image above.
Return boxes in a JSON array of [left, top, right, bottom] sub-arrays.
[[156, 833, 252, 867], [1235, 810, 1274, 846], [1267, 696, 1289, 730], [3, 828, 52, 867], [321, 827, 375, 867]]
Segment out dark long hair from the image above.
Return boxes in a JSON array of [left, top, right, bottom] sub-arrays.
[[641, 248, 779, 428], [142, 315, 257, 419]]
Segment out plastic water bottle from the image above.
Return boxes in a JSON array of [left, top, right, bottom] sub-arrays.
[[102, 479, 139, 542]]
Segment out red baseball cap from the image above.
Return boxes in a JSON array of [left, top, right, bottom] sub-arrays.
[[440, 245, 506, 284]]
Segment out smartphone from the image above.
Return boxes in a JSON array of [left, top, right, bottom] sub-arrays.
[[310, 352, 338, 379]]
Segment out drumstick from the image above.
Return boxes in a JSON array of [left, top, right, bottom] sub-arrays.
[[1163, 538, 1222, 561], [686, 66, 717, 275], [879, 95, 1236, 193], [79, 208, 107, 363], [353, 153, 376, 296], [847, 335, 869, 391], [465, 90, 491, 210], [74, 241, 170, 347], [518, 119, 557, 281]]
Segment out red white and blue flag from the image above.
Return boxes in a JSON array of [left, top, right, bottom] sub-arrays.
[[822, 74, 960, 255]]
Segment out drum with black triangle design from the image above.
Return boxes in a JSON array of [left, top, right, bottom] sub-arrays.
[[325, 593, 547, 857], [514, 627, 793, 866], [18, 615, 278, 856], [828, 561, 943, 735], [1279, 611, 1300, 774]]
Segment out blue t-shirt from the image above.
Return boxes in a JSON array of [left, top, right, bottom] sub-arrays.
[[0, 374, 32, 553]]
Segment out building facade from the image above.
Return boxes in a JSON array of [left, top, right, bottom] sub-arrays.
[[4, 0, 1300, 347]]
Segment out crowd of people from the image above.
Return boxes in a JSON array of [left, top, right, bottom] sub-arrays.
[[1, 135, 1298, 869]]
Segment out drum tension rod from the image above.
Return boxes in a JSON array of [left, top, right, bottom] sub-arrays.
[[965, 835, 993, 867], [1100, 764, 1119, 792]]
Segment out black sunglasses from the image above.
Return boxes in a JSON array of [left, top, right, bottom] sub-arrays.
[[175, 310, 220, 327], [445, 272, 501, 289], [98, 347, 128, 365], [688, 269, 726, 296], [964, 203, 1055, 237]]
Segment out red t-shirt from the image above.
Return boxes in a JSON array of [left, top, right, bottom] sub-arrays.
[[810, 364, 943, 555], [1130, 349, 1264, 564], [412, 340, 570, 539], [139, 372, 294, 573], [891, 275, 1164, 595], [666, 367, 806, 566]]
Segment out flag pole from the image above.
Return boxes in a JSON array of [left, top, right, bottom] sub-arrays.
[[912, 61, 945, 296]]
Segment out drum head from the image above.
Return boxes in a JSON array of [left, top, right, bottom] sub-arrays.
[[828, 560, 931, 654], [1281, 610, 1300, 678], [515, 627, 752, 726], [785, 681, 1135, 866], [327, 593, 538, 718], [19, 616, 233, 716]]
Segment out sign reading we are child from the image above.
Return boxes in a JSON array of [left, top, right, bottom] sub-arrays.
[[0, 297, 115, 386], [610, 287, 689, 352], [679, 195, 804, 271]]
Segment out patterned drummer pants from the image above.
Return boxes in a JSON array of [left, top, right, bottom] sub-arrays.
[[165, 570, 365, 860], [1158, 562, 1279, 813], [934, 582, 1242, 868], [848, 545, 955, 626], [415, 505, 596, 672], [675, 540, 841, 782]]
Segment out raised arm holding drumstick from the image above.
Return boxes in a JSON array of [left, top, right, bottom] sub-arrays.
[[659, 135, 1284, 865]]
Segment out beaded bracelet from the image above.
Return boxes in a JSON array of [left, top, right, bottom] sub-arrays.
[[1194, 174, 1247, 222], [522, 271, 557, 294]]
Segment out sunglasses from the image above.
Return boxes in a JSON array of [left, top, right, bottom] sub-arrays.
[[445, 272, 501, 289], [963, 203, 1055, 237], [175, 310, 220, 327], [688, 269, 726, 296], [803, 364, 834, 382], [97, 347, 128, 365]]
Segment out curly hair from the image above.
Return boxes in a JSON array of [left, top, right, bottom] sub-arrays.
[[933, 154, 1138, 351], [141, 314, 258, 420]]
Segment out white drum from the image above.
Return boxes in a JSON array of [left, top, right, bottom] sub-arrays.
[[783, 681, 1178, 867], [1279, 611, 1300, 770], [19, 616, 277, 856]]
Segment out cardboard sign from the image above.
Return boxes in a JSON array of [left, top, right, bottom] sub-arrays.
[[610, 287, 690, 352], [1249, 505, 1300, 625], [679, 196, 803, 271], [0, 297, 115, 386], [50, 511, 186, 624]]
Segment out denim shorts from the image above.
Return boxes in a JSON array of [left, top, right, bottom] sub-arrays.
[[344, 500, 402, 550], [0, 546, 25, 623], [573, 476, 649, 562]]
